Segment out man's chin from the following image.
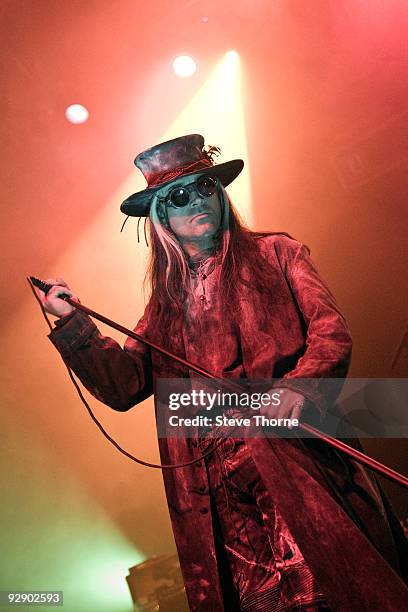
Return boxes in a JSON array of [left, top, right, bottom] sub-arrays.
[[191, 219, 218, 234], [198, 226, 219, 239]]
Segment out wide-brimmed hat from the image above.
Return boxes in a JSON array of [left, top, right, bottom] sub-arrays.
[[120, 134, 244, 217]]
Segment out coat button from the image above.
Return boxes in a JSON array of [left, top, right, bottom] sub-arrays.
[[199, 507, 209, 514], [195, 461, 202, 468]]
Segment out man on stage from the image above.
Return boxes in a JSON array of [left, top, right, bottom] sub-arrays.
[[37, 134, 408, 611]]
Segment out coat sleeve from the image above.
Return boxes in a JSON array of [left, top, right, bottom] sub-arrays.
[[273, 237, 353, 416], [48, 308, 153, 411]]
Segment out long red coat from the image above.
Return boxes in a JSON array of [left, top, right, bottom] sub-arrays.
[[49, 234, 408, 611]]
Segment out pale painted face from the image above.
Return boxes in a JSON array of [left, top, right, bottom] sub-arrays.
[[157, 173, 222, 244]]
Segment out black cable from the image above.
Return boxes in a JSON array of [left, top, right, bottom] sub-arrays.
[[27, 277, 228, 470]]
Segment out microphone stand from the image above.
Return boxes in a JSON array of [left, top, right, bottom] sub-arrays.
[[28, 277, 408, 489]]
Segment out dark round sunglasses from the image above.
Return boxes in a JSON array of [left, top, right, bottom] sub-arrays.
[[158, 175, 218, 208]]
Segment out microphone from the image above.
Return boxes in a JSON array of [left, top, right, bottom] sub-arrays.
[[29, 276, 70, 299]]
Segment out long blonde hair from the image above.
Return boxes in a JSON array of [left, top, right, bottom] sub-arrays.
[[144, 182, 290, 349], [148, 182, 231, 302]]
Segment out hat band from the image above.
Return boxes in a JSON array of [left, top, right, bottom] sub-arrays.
[[148, 158, 214, 188]]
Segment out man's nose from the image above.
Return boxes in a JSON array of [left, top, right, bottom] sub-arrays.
[[190, 193, 203, 207]]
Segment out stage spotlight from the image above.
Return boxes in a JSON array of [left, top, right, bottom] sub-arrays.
[[226, 50, 239, 61], [172, 56, 197, 78], [159, 50, 252, 224], [65, 104, 89, 124]]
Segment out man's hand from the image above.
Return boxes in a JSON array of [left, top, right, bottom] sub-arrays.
[[34, 277, 76, 318], [262, 387, 306, 427]]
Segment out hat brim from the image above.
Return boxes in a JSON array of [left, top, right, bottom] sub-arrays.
[[120, 159, 244, 217]]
